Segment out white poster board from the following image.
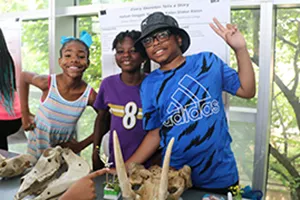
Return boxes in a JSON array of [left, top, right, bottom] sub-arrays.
[[0, 19, 22, 88], [99, 0, 230, 78]]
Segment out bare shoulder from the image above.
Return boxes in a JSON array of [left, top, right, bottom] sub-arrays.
[[21, 71, 49, 91], [32, 75, 49, 91]]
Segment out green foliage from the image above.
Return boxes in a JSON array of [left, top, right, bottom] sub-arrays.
[[231, 8, 300, 199], [104, 176, 121, 193], [0, 0, 48, 13], [22, 20, 49, 74], [77, 0, 92, 6], [78, 16, 102, 89], [229, 185, 244, 200], [270, 8, 300, 199]]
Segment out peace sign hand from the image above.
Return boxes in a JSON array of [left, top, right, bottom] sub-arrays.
[[209, 17, 247, 52]]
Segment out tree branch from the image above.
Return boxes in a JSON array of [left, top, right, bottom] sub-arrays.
[[274, 74, 300, 131], [290, 153, 300, 162], [277, 35, 297, 48], [292, 49, 299, 93], [269, 144, 300, 178], [273, 99, 288, 155], [269, 166, 290, 182]]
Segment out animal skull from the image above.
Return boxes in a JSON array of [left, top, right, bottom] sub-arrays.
[[0, 153, 36, 178], [15, 146, 63, 200], [113, 130, 192, 200], [33, 147, 90, 200], [14, 146, 90, 200]]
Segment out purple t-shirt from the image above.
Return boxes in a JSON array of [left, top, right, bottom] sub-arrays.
[[94, 74, 147, 167]]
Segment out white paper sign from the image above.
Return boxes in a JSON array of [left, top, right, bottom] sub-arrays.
[[99, 0, 230, 78]]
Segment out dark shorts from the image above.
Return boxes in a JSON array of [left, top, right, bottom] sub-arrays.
[[0, 118, 22, 150]]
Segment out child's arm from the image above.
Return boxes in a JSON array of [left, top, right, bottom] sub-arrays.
[[62, 88, 99, 153], [60, 135, 94, 154], [125, 127, 161, 165], [73, 88, 98, 152], [87, 88, 98, 112], [59, 168, 109, 200], [19, 71, 49, 130], [92, 109, 110, 170], [234, 47, 255, 98], [209, 18, 256, 99]]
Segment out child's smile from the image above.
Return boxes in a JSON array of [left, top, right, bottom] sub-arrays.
[[153, 48, 166, 57], [67, 65, 84, 71], [122, 60, 132, 66], [148, 44, 170, 63], [64, 63, 87, 77]]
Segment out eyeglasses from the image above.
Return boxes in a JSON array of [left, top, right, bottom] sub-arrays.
[[142, 30, 171, 48]]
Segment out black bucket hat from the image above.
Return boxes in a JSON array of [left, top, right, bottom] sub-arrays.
[[135, 12, 191, 53]]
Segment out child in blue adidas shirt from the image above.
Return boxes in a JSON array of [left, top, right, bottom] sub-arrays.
[[124, 12, 255, 195]]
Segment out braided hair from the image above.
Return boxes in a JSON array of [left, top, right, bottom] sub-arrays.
[[112, 30, 147, 58], [0, 28, 17, 115], [112, 30, 150, 72]]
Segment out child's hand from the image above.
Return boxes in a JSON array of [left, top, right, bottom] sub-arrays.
[[209, 17, 247, 52], [60, 139, 82, 154], [22, 112, 35, 131], [108, 168, 117, 175], [59, 168, 109, 200]]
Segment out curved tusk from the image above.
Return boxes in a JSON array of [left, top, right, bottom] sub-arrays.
[[113, 130, 135, 199], [159, 137, 175, 200]]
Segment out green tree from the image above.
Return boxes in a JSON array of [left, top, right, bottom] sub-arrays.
[[0, 0, 48, 13], [268, 8, 300, 200], [232, 8, 300, 199]]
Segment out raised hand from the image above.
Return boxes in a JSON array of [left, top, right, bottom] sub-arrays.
[[209, 17, 247, 52]]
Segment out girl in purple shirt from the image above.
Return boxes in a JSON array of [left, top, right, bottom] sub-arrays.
[[92, 30, 151, 170]]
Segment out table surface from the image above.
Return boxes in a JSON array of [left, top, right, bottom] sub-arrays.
[[0, 149, 228, 200]]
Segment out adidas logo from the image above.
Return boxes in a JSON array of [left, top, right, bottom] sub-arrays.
[[163, 74, 220, 127]]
